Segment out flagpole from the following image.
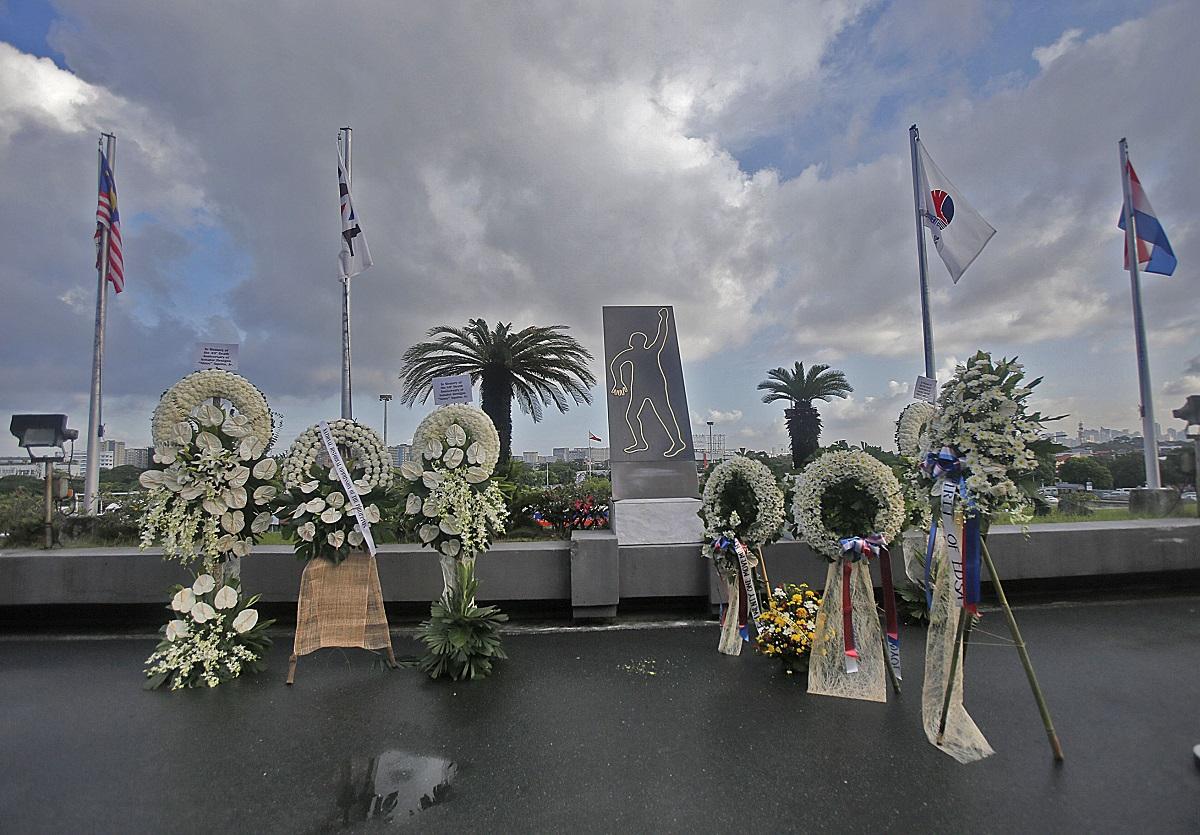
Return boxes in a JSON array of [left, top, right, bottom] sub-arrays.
[[1119, 138, 1162, 488], [84, 133, 116, 516], [339, 127, 354, 420], [909, 125, 936, 379]]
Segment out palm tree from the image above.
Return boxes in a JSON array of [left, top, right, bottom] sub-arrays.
[[399, 319, 596, 464], [757, 362, 853, 469]]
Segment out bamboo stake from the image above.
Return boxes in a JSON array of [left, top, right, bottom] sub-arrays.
[[935, 606, 969, 745], [756, 546, 771, 591], [981, 539, 1064, 762], [882, 630, 902, 694]]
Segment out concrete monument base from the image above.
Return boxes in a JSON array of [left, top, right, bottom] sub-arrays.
[[611, 497, 703, 546]]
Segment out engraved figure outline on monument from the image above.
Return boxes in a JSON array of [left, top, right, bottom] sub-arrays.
[[607, 307, 688, 458]]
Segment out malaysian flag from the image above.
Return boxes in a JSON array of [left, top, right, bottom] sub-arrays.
[[338, 148, 372, 278], [95, 149, 124, 293]]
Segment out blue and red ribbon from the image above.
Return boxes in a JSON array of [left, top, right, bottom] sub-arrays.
[[838, 534, 901, 680], [923, 447, 983, 615]]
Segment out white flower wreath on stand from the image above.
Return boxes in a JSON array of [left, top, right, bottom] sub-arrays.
[[397, 404, 507, 599], [139, 373, 279, 581], [794, 448, 904, 701], [896, 401, 937, 459], [699, 455, 785, 656], [895, 400, 939, 580], [277, 419, 392, 564]]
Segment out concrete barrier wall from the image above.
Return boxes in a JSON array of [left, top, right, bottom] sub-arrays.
[[1, 519, 1196, 608]]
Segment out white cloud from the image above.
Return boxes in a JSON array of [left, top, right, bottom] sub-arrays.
[[1032, 28, 1084, 69]]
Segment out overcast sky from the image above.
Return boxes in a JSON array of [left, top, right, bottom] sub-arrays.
[[1, 0, 1196, 460]]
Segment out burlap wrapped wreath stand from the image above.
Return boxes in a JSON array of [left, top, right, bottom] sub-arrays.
[[287, 551, 396, 684]]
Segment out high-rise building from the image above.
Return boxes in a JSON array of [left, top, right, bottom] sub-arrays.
[[0, 456, 43, 478], [124, 447, 153, 470], [522, 451, 540, 464], [387, 444, 415, 468], [99, 439, 126, 467], [552, 447, 570, 462]]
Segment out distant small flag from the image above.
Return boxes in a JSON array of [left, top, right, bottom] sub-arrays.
[[1118, 160, 1176, 276], [338, 148, 372, 279], [915, 142, 995, 283], [589, 433, 602, 442], [95, 150, 124, 293]]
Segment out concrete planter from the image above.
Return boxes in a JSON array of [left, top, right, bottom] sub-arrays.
[[569, 530, 619, 619]]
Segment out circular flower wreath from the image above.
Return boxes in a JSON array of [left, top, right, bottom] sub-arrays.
[[411, 404, 501, 477], [895, 401, 937, 459], [397, 406, 508, 560], [151, 370, 273, 451], [700, 455, 785, 568], [278, 419, 392, 563], [794, 449, 905, 560], [139, 400, 278, 568]]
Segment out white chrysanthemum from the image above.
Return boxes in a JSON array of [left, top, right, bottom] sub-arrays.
[[895, 401, 938, 458], [281, 419, 391, 491], [151, 369, 273, 450], [793, 449, 905, 560], [413, 404, 500, 476], [700, 456, 785, 555]]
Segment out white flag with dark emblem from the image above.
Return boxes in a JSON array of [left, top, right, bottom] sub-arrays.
[[916, 141, 995, 283], [338, 149, 372, 279]]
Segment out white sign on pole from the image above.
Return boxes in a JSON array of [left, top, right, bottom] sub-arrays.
[[432, 373, 473, 406], [914, 375, 937, 403], [194, 342, 240, 372]]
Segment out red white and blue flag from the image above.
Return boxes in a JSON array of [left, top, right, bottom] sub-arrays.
[[95, 149, 124, 293], [589, 432, 602, 442], [1118, 160, 1176, 276]]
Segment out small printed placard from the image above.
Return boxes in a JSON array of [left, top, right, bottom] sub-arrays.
[[914, 375, 937, 403], [194, 342, 239, 372], [432, 373, 473, 405]]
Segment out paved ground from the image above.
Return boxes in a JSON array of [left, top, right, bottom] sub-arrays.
[[2, 596, 1199, 833]]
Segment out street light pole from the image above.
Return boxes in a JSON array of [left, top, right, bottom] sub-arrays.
[[707, 421, 714, 467], [379, 393, 392, 447]]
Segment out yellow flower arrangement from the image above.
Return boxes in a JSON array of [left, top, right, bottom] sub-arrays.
[[753, 582, 822, 673]]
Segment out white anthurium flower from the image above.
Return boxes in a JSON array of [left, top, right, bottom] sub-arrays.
[[153, 446, 176, 465], [348, 530, 364, 547], [443, 447, 465, 468], [233, 608, 259, 634], [326, 530, 345, 548], [252, 458, 278, 480], [439, 519, 461, 536], [419, 524, 440, 543], [172, 421, 194, 445], [423, 439, 443, 460], [161, 472, 183, 493], [405, 493, 423, 514], [422, 471, 443, 489], [440, 538, 461, 557], [320, 507, 343, 524], [251, 512, 272, 534], [213, 585, 238, 610], [400, 461, 424, 481], [196, 403, 224, 427], [216, 534, 236, 552], [171, 588, 196, 613], [180, 485, 205, 501], [253, 485, 277, 505], [299, 480, 320, 494], [191, 601, 216, 623], [327, 467, 340, 483], [291, 504, 307, 520], [138, 469, 166, 489], [465, 466, 488, 484], [165, 619, 189, 641], [227, 465, 251, 488], [327, 491, 346, 508], [240, 436, 265, 461], [196, 431, 222, 454], [298, 521, 316, 542], [422, 498, 438, 517], [231, 539, 251, 557], [353, 479, 371, 495], [305, 497, 326, 514], [192, 574, 216, 595], [223, 486, 248, 510], [221, 511, 246, 534], [222, 421, 250, 439], [466, 442, 482, 465], [364, 504, 381, 524], [445, 424, 466, 447]]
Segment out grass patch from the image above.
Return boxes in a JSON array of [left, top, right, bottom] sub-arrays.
[[998, 506, 1197, 525]]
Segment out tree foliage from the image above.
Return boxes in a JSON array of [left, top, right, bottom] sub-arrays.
[[757, 362, 852, 469], [399, 319, 595, 464], [1058, 456, 1113, 490]]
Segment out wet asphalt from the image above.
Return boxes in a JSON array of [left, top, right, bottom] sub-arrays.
[[2, 596, 1199, 833]]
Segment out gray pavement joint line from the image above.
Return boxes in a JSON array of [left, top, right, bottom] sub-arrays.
[[3, 594, 1200, 642]]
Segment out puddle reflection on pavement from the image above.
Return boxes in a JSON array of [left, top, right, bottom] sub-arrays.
[[334, 750, 456, 826]]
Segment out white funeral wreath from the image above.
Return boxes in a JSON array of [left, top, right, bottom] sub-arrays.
[[793, 449, 905, 560], [151, 370, 273, 451]]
